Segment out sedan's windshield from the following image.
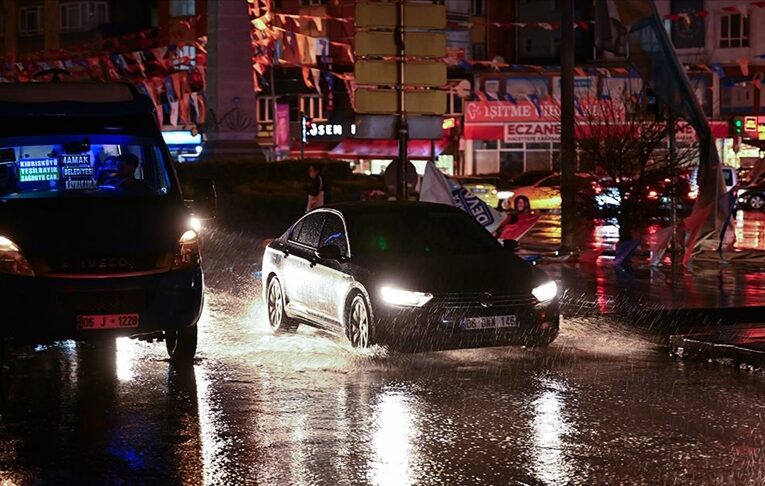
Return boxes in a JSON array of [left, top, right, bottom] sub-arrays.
[[0, 134, 172, 200], [349, 209, 501, 256]]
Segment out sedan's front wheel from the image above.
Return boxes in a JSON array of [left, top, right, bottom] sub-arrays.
[[267, 277, 299, 334], [347, 294, 374, 349]]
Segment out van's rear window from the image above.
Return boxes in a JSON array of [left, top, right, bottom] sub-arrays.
[[0, 134, 173, 200]]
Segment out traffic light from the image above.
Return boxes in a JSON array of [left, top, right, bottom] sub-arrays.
[[732, 117, 744, 136]]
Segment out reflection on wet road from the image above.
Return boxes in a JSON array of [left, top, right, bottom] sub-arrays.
[[1, 225, 764, 484]]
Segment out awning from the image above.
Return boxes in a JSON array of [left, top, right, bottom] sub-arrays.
[[328, 139, 448, 160], [287, 142, 337, 159]]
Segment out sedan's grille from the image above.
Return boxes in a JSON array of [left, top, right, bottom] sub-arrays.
[[431, 292, 536, 309], [59, 289, 150, 315]]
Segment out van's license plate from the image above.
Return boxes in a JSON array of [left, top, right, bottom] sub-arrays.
[[77, 314, 139, 330], [461, 315, 517, 330]]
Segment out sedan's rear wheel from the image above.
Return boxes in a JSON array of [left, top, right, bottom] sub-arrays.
[[750, 194, 765, 210], [267, 277, 298, 333], [166, 325, 198, 363], [347, 294, 373, 349]]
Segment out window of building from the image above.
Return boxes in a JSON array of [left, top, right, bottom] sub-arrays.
[[472, 0, 485, 16], [301, 0, 329, 6], [19, 6, 43, 36], [173, 45, 196, 71], [170, 0, 195, 18], [300, 95, 325, 121], [472, 43, 486, 61], [524, 39, 533, 53], [257, 97, 274, 123], [60, 2, 109, 33], [719, 13, 749, 48]]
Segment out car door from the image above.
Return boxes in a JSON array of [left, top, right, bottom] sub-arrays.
[[284, 211, 326, 318], [313, 212, 353, 328], [534, 175, 562, 209]]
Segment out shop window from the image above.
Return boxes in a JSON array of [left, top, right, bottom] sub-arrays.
[[170, 0, 195, 18], [19, 6, 43, 36], [719, 13, 749, 48]]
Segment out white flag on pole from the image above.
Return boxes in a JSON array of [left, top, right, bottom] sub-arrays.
[[420, 162, 505, 234]]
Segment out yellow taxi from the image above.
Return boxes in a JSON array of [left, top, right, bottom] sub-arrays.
[[456, 177, 500, 209], [502, 174, 563, 212]]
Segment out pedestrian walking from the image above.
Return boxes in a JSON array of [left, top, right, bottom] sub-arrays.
[[306, 162, 330, 211]]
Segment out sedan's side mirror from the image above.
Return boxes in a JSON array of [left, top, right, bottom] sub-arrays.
[[502, 239, 520, 252], [315, 244, 343, 261], [187, 178, 217, 220]]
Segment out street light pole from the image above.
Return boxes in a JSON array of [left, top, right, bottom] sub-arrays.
[[560, 0, 577, 254]]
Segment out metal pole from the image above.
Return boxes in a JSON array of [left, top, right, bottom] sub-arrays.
[[396, 0, 408, 200], [300, 100, 305, 161], [560, 0, 577, 254], [270, 64, 277, 161], [668, 115, 679, 268]]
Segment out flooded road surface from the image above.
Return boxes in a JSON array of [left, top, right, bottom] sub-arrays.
[[1, 225, 764, 485]]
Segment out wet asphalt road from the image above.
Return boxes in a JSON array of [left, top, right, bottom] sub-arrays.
[[1, 224, 765, 485]]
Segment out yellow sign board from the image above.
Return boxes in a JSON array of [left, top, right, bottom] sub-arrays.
[[355, 32, 447, 58], [355, 88, 446, 115], [355, 60, 446, 87], [355, 3, 447, 29]]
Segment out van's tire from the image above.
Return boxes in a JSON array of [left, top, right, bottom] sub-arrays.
[[166, 325, 198, 363], [515, 197, 531, 214]]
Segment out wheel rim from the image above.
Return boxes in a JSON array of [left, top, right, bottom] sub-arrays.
[[268, 280, 283, 329], [350, 298, 369, 348], [752, 196, 764, 209]]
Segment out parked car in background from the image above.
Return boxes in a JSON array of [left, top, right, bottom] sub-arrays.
[[501, 173, 596, 212], [262, 202, 560, 351], [456, 176, 500, 209], [738, 183, 765, 210]]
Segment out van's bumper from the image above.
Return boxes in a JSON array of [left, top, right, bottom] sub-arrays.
[[0, 267, 203, 342]]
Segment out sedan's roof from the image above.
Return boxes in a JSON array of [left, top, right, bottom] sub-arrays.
[[326, 200, 463, 217]]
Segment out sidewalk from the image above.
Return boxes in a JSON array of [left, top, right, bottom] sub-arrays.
[[669, 327, 765, 368], [519, 213, 765, 330]]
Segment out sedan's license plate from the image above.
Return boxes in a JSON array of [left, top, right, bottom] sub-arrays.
[[461, 315, 517, 330], [77, 314, 139, 330]]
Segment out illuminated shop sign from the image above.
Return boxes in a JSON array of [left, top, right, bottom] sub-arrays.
[[18, 158, 59, 183], [61, 153, 96, 190], [302, 117, 358, 142]]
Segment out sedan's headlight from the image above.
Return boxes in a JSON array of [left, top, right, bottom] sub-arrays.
[[380, 286, 433, 307], [532, 281, 557, 302], [0, 236, 34, 276], [497, 191, 514, 200]]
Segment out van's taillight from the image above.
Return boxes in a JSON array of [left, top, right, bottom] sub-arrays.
[[0, 236, 34, 276], [172, 230, 200, 269]]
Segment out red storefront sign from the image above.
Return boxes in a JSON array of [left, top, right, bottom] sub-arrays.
[[464, 100, 729, 141]]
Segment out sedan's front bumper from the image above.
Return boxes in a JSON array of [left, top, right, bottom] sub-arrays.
[[372, 298, 560, 351]]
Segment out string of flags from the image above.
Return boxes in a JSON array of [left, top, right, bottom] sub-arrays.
[[664, 0, 765, 22]]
